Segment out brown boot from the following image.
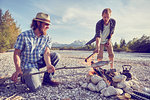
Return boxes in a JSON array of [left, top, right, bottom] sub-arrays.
[[42, 80, 60, 87]]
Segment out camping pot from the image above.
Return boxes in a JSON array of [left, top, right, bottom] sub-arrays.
[[120, 65, 132, 81]]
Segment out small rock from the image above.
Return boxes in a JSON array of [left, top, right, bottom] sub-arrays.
[[91, 75, 103, 84], [126, 81, 133, 87], [117, 81, 133, 89], [117, 82, 126, 89], [86, 74, 91, 83], [132, 76, 138, 81], [96, 80, 107, 92], [103, 86, 117, 97], [116, 88, 123, 95], [81, 83, 88, 88], [123, 86, 133, 93], [142, 87, 150, 94], [131, 84, 140, 90], [112, 75, 127, 82], [79, 81, 83, 86], [131, 80, 139, 85], [88, 83, 96, 91], [101, 88, 107, 96]]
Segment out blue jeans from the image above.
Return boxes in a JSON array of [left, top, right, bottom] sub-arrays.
[[22, 52, 60, 92]]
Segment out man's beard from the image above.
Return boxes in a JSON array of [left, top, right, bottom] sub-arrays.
[[38, 24, 47, 35], [39, 28, 46, 35]]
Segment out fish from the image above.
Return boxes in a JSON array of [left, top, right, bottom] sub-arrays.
[[91, 61, 110, 68]]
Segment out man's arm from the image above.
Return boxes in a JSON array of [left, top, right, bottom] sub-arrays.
[[105, 33, 113, 46], [44, 47, 55, 73], [94, 37, 101, 53], [106, 19, 116, 46], [11, 49, 23, 82]]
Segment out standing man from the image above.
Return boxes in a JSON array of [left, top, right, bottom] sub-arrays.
[[11, 12, 60, 92], [86, 8, 116, 69]]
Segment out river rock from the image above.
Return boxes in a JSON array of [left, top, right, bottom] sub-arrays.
[[116, 88, 123, 95], [79, 81, 83, 86], [86, 74, 91, 83], [126, 81, 133, 87], [88, 83, 96, 91], [103, 86, 117, 97], [131, 84, 140, 90], [117, 81, 133, 89], [101, 88, 107, 96], [91, 75, 103, 84], [131, 80, 139, 85], [112, 75, 127, 82], [81, 83, 88, 88], [96, 80, 107, 92], [123, 86, 133, 93], [142, 87, 150, 94], [132, 76, 138, 81], [117, 82, 126, 89]]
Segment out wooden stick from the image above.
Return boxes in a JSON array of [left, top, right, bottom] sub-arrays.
[[85, 53, 97, 62], [0, 61, 110, 85], [0, 66, 87, 85]]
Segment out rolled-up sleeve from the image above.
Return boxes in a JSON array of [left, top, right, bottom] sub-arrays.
[[14, 34, 24, 50], [95, 22, 101, 38], [46, 35, 52, 49], [111, 19, 116, 34]]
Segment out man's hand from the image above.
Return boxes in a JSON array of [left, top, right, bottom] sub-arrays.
[[11, 68, 23, 83], [105, 40, 110, 47], [47, 65, 55, 73]]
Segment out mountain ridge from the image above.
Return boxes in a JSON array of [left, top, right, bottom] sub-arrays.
[[52, 40, 87, 47]]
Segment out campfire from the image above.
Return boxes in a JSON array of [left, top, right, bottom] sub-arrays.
[[80, 60, 150, 99]]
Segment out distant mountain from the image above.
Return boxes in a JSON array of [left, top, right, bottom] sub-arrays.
[[69, 40, 87, 47], [52, 40, 87, 48]]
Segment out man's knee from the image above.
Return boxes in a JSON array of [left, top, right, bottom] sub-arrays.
[[51, 52, 60, 60], [109, 54, 114, 60], [50, 52, 60, 66], [23, 68, 42, 92], [97, 54, 103, 60]]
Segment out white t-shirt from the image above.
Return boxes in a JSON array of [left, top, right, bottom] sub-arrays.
[[100, 23, 110, 44]]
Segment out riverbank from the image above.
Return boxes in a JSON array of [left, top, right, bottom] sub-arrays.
[[0, 50, 150, 100]]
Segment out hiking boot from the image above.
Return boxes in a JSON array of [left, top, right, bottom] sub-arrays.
[[42, 80, 60, 87]]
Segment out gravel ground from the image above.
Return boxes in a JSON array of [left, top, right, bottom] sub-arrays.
[[0, 50, 150, 100]]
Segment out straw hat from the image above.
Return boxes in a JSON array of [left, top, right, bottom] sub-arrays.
[[33, 12, 51, 25]]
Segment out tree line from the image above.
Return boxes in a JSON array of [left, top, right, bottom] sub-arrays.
[[113, 35, 150, 53], [0, 9, 21, 52], [0, 9, 149, 53]]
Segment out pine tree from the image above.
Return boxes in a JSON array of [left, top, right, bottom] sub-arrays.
[[0, 9, 21, 52]]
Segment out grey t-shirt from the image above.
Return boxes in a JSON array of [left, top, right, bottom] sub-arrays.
[[100, 23, 110, 44]]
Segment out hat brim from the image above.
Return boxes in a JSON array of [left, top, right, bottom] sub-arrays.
[[33, 18, 51, 25]]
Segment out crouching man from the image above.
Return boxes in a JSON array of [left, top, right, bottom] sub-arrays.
[[11, 12, 60, 92]]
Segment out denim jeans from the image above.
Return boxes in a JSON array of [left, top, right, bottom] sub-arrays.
[[22, 52, 60, 92]]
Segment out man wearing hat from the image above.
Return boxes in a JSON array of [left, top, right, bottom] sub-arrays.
[[11, 12, 60, 92]]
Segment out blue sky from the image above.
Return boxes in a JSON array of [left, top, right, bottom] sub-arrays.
[[1, 0, 150, 44]]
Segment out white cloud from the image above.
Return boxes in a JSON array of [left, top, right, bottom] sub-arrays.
[[33, 0, 150, 43], [61, 7, 98, 28]]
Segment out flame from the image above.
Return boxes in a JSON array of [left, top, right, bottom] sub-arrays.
[[88, 68, 95, 75], [87, 67, 112, 86], [106, 80, 111, 85]]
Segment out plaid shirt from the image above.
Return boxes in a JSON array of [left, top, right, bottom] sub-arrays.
[[14, 29, 52, 70]]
